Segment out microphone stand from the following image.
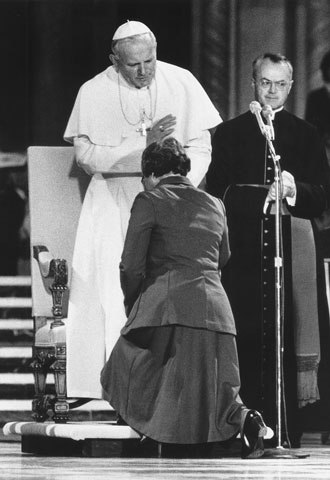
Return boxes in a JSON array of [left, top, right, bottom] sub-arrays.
[[263, 127, 308, 459], [265, 130, 284, 449]]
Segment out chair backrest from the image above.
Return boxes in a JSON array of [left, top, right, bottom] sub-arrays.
[[28, 146, 90, 317]]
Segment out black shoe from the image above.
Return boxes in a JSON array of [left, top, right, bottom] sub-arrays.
[[241, 410, 267, 459]]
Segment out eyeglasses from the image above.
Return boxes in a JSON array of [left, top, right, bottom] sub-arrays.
[[255, 78, 291, 91]]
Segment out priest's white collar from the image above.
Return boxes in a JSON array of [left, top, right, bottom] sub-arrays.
[[272, 106, 284, 117]]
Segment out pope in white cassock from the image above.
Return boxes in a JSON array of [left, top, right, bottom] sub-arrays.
[[64, 20, 221, 399]]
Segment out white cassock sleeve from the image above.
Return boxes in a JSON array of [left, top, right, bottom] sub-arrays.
[[184, 130, 211, 188], [73, 135, 143, 175], [73, 129, 212, 183]]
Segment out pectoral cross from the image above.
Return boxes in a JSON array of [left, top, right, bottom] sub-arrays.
[[136, 108, 148, 137], [136, 121, 147, 136]]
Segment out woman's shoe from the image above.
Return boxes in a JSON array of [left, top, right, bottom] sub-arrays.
[[241, 409, 267, 459]]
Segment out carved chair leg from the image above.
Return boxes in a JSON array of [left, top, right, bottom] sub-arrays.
[[51, 342, 69, 423], [31, 347, 55, 422], [33, 252, 69, 423]]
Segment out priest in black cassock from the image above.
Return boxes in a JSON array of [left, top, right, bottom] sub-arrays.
[[206, 53, 330, 448]]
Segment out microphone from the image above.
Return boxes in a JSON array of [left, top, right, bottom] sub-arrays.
[[249, 101, 266, 136], [262, 104, 275, 140]]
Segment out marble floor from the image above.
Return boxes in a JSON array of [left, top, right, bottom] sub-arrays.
[[1, 434, 330, 480]]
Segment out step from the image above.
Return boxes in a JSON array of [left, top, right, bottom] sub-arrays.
[[2, 418, 141, 455], [0, 399, 113, 412], [0, 399, 114, 421], [0, 347, 32, 358], [0, 319, 33, 330], [0, 297, 32, 309], [0, 400, 115, 435], [3, 420, 139, 441], [0, 373, 52, 384], [0, 276, 31, 287]]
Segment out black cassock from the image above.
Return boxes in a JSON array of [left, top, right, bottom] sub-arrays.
[[206, 109, 330, 446]]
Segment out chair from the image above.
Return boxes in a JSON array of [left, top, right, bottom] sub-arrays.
[[28, 146, 90, 423], [4, 149, 146, 454]]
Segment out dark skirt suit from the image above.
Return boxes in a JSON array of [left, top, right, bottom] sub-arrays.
[[206, 109, 330, 445], [101, 176, 245, 444]]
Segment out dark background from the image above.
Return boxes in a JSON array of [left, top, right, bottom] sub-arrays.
[[3, 0, 329, 152]]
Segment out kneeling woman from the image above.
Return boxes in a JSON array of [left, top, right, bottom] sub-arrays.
[[101, 137, 268, 458]]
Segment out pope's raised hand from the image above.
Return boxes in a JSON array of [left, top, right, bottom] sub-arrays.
[[147, 114, 177, 145]]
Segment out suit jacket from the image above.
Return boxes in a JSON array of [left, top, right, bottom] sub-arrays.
[[119, 175, 236, 336]]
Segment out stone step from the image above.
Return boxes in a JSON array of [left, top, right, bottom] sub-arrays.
[[0, 297, 32, 309], [0, 373, 51, 384], [0, 319, 33, 330], [0, 399, 112, 412], [0, 373, 54, 399], [0, 276, 31, 287], [0, 400, 115, 436], [0, 346, 32, 358]]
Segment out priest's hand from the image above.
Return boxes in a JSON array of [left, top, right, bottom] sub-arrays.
[[147, 114, 176, 145], [266, 170, 296, 202], [263, 170, 297, 213]]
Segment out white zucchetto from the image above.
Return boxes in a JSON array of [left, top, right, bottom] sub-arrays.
[[112, 20, 152, 40]]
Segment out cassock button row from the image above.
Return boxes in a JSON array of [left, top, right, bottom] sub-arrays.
[[264, 243, 269, 246], [267, 166, 272, 170]]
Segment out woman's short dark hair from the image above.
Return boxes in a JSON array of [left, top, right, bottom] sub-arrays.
[[320, 51, 330, 82], [141, 137, 191, 178]]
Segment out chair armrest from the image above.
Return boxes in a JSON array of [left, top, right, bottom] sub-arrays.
[[33, 245, 68, 283], [33, 245, 68, 327], [33, 245, 54, 278]]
